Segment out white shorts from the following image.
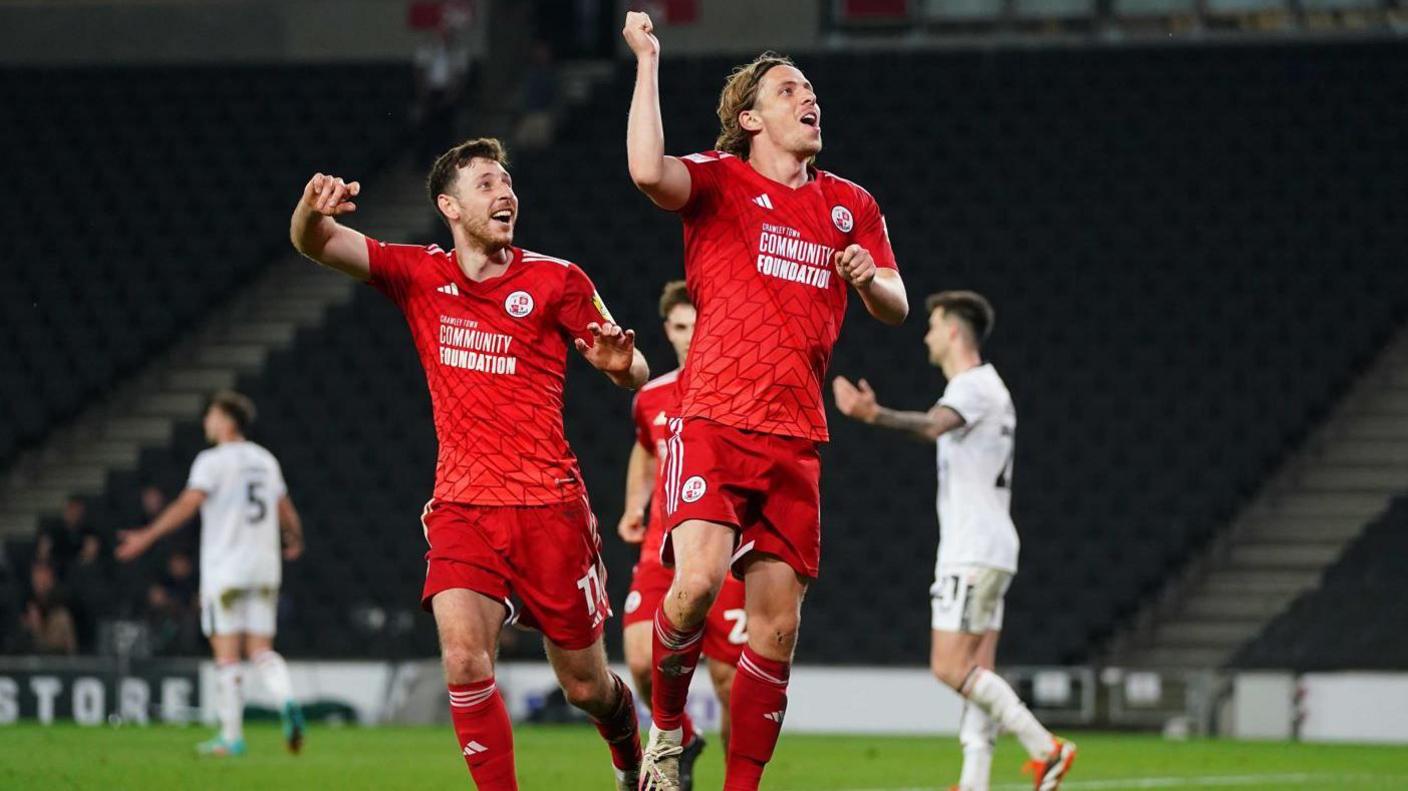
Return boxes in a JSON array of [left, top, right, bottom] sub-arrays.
[[200, 587, 278, 637], [931, 565, 1011, 634]]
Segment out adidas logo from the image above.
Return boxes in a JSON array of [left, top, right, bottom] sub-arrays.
[[463, 740, 488, 756], [764, 710, 785, 724], [437, 283, 460, 296], [752, 193, 774, 210]]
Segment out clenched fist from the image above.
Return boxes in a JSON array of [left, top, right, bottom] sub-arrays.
[[300, 173, 360, 217], [622, 11, 660, 59], [833, 244, 877, 289]]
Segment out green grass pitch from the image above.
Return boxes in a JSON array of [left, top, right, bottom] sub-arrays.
[[3, 723, 1407, 790]]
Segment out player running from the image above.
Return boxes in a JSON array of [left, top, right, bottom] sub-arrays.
[[623, 12, 909, 789], [617, 281, 747, 790], [289, 138, 648, 790], [833, 291, 1077, 791], [117, 391, 307, 758]]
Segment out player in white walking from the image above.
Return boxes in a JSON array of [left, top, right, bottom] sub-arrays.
[[117, 390, 307, 757], [833, 291, 1076, 791]]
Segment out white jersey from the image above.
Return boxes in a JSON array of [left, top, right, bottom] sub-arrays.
[[934, 363, 1019, 574], [186, 440, 287, 597]]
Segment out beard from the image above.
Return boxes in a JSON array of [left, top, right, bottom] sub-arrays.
[[459, 216, 514, 250]]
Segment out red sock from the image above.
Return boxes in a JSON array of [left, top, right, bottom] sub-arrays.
[[725, 647, 791, 791], [650, 607, 705, 730], [591, 674, 642, 771], [448, 679, 517, 790], [680, 710, 697, 747]]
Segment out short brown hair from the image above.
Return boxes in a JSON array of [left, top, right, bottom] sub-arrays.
[[925, 291, 995, 345], [426, 137, 510, 226], [715, 52, 798, 160], [207, 390, 257, 432], [658, 280, 692, 319]]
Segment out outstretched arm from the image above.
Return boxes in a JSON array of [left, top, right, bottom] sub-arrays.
[[576, 322, 649, 389], [623, 11, 691, 211], [115, 489, 206, 562], [277, 495, 305, 561], [617, 443, 655, 545], [290, 173, 370, 280], [832, 376, 963, 443]]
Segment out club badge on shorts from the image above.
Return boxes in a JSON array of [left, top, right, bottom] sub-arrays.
[[681, 475, 707, 503]]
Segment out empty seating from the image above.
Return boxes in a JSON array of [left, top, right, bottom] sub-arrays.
[[0, 63, 411, 465], [1234, 497, 1408, 670]]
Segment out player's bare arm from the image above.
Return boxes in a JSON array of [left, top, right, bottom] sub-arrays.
[[617, 442, 655, 545], [834, 245, 908, 325], [277, 495, 305, 561], [832, 376, 962, 443], [114, 488, 207, 562], [623, 11, 692, 211], [290, 172, 370, 280], [576, 321, 650, 389]]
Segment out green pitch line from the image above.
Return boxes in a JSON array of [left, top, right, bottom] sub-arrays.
[[1, 724, 1406, 791]]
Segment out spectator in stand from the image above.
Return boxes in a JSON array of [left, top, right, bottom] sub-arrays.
[[16, 562, 77, 655], [161, 549, 199, 612], [35, 496, 94, 577], [144, 581, 201, 657], [66, 533, 113, 653], [139, 485, 168, 525], [514, 41, 561, 150], [414, 16, 474, 163]]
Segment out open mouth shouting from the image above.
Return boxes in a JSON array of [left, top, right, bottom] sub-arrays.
[[490, 205, 515, 230]]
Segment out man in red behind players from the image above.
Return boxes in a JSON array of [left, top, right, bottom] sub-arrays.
[[623, 12, 910, 790], [617, 281, 748, 790], [289, 138, 648, 791]]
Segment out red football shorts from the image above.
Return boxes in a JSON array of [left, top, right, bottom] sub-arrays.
[[420, 494, 610, 651], [660, 417, 822, 579], [622, 556, 748, 664]]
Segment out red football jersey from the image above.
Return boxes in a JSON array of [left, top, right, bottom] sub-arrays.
[[630, 368, 681, 561], [675, 151, 898, 441], [366, 238, 616, 505]]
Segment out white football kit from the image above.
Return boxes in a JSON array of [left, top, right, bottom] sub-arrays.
[[187, 440, 287, 637], [930, 363, 1020, 634]]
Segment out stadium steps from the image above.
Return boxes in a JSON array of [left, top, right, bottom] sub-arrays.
[[0, 158, 432, 539], [1106, 327, 1408, 669]]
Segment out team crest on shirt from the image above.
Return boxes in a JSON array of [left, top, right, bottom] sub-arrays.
[[831, 205, 854, 233], [504, 291, 534, 318], [681, 475, 707, 503]]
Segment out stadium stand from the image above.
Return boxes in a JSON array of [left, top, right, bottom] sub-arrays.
[[1233, 495, 1408, 670], [5, 41, 1406, 666], [844, 0, 1401, 31], [510, 40, 1408, 665], [0, 64, 411, 466]]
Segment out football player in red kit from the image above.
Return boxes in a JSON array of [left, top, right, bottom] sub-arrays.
[[618, 281, 748, 790], [290, 138, 647, 791], [623, 12, 910, 790]]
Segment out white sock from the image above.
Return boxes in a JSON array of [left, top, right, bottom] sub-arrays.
[[253, 649, 295, 705], [958, 702, 998, 791], [963, 668, 1052, 760], [215, 661, 244, 743]]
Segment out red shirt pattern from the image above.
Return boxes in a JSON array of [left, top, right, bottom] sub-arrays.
[[367, 238, 614, 505], [675, 151, 898, 441]]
